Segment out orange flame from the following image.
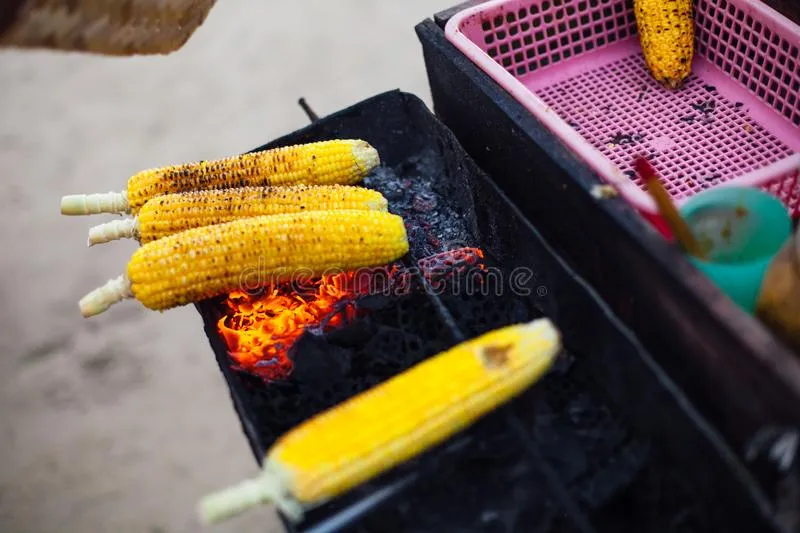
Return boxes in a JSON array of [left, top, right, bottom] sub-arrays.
[[217, 247, 487, 381], [217, 272, 363, 380]]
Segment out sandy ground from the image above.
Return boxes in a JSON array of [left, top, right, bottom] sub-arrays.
[[0, 2, 454, 532]]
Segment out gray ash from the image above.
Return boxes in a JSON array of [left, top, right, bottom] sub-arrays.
[[364, 148, 477, 258]]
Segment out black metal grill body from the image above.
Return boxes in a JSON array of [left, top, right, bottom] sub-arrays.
[[195, 90, 783, 533]]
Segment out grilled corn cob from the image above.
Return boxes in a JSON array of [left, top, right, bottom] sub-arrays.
[[86, 185, 388, 246], [198, 318, 562, 524], [634, 0, 694, 89], [61, 140, 380, 216], [78, 209, 408, 317]]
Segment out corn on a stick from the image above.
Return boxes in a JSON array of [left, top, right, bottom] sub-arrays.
[[61, 140, 380, 216], [79, 209, 408, 317], [86, 185, 388, 246], [198, 318, 562, 524]]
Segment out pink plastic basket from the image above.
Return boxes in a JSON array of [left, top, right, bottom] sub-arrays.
[[445, 0, 800, 232]]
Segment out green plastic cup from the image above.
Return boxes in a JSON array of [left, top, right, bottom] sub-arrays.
[[679, 186, 792, 314]]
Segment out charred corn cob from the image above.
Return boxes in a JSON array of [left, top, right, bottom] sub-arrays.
[[198, 318, 562, 524], [79, 209, 408, 317], [86, 185, 388, 246], [61, 140, 380, 216], [634, 0, 694, 89]]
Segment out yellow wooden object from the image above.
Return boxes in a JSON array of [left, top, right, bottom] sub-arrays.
[[198, 318, 562, 524]]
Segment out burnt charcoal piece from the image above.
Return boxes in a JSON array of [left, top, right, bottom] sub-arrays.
[[623, 170, 637, 180], [703, 84, 717, 92], [680, 115, 696, 124], [289, 333, 353, 385], [702, 174, 721, 182], [350, 294, 392, 312]]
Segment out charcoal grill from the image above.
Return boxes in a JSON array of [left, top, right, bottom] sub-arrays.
[[195, 91, 792, 532]]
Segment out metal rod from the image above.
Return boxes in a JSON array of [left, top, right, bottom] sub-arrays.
[[298, 98, 320, 123], [297, 474, 418, 533]]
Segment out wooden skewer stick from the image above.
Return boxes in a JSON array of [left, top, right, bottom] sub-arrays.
[[634, 156, 707, 259]]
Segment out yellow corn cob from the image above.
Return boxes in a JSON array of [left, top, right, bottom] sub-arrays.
[[78, 209, 408, 317], [60, 140, 380, 216], [198, 318, 562, 524], [634, 0, 694, 89], [86, 185, 389, 246]]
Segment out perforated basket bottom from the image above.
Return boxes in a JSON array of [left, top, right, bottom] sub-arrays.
[[526, 40, 796, 200]]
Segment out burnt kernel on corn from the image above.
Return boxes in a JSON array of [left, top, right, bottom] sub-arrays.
[[60, 140, 381, 216], [198, 318, 562, 524], [86, 185, 389, 245], [78, 210, 409, 317], [634, 0, 694, 89]]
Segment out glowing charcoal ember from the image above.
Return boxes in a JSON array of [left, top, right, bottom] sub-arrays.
[[217, 247, 488, 381], [217, 272, 363, 381], [418, 247, 487, 282]]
